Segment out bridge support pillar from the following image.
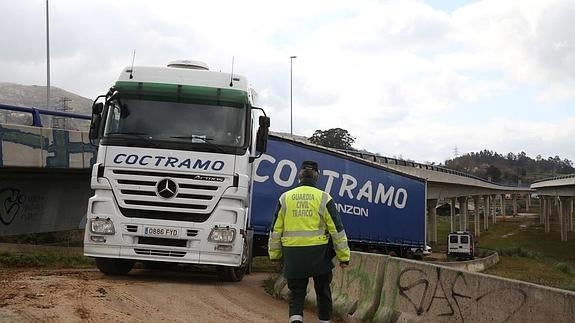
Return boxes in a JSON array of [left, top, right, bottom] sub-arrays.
[[559, 197, 568, 242], [483, 195, 490, 231], [427, 199, 438, 243], [570, 199, 574, 232], [465, 197, 470, 230], [473, 196, 480, 237], [539, 195, 544, 225], [542, 197, 548, 232], [501, 194, 506, 218], [457, 196, 468, 231], [450, 197, 457, 233], [545, 196, 553, 232], [512, 194, 518, 216], [492, 194, 497, 224]]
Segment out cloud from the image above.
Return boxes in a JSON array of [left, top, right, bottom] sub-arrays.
[[0, 0, 573, 163]]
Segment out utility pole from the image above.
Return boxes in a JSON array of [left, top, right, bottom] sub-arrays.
[[290, 55, 296, 137], [46, 0, 51, 109]]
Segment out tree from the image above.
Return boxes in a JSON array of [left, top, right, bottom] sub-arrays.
[[486, 165, 502, 182], [309, 128, 356, 150]]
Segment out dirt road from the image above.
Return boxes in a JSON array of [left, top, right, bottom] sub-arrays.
[[0, 268, 325, 323]]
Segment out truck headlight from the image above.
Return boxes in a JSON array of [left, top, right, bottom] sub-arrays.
[[208, 227, 236, 243], [90, 218, 115, 235]]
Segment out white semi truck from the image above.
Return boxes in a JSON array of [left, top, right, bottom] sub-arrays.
[[84, 60, 270, 282]]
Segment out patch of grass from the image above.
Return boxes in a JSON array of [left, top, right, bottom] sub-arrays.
[[554, 262, 575, 276], [0, 251, 94, 268], [495, 246, 542, 259], [251, 256, 276, 273], [484, 256, 574, 290], [435, 213, 575, 291]]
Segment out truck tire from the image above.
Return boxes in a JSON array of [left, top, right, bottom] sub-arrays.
[[95, 258, 134, 275], [218, 238, 249, 281], [217, 266, 246, 282]]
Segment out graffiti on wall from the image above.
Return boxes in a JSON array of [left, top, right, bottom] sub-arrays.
[[0, 188, 25, 225], [397, 266, 527, 322], [0, 186, 48, 230], [0, 125, 97, 168], [331, 254, 383, 317]]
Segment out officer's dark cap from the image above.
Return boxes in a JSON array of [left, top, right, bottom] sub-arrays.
[[301, 160, 319, 172]]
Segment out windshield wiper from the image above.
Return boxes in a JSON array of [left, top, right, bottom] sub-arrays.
[[106, 131, 159, 147], [170, 135, 227, 153]]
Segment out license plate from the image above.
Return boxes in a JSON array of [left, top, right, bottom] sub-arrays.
[[143, 226, 179, 237]]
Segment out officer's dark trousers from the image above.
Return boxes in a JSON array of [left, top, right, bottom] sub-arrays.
[[287, 272, 333, 322]]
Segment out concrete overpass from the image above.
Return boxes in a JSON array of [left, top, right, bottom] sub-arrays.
[[531, 174, 575, 241], [0, 104, 94, 236], [340, 150, 534, 242]]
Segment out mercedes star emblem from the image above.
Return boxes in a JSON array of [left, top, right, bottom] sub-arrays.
[[156, 178, 178, 199]]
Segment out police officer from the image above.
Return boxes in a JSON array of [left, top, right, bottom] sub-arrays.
[[268, 160, 351, 323]]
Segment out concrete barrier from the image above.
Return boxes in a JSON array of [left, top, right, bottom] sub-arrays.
[[373, 256, 575, 322], [440, 252, 500, 272], [272, 252, 575, 322], [331, 252, 388, 322]]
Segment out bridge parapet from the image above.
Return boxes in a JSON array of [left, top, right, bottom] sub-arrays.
[[0, 123, 95, 169], [0, 104, 95, 169]]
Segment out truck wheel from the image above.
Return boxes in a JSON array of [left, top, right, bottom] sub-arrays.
[[217, 266, 246, 282], [95, 258, 134, 275], [219, 239, 249, 281]]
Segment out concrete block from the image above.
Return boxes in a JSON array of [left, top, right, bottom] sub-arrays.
[[272, 273, 288, 299], [330, 252, 387, 322]]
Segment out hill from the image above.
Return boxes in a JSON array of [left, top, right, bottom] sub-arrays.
[[0, 82, 92, 114], [444, 150, 575, 184]]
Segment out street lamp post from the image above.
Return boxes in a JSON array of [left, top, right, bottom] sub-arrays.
[[46, 0, 51, 109], [290, 55, 296, 136]]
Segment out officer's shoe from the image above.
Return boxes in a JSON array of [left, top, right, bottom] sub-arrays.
[[288, 315, 303, 323]]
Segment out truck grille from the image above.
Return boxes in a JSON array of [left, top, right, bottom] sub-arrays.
[[134, 248, 186, 258], [109, 168, 230, 222]]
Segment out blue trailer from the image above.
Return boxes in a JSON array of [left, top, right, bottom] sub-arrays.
[[251, 134, 427, 257]]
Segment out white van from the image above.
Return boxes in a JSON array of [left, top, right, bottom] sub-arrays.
[[447, 231, 474, 260]]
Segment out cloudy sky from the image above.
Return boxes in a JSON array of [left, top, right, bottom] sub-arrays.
[[0, 0, 573, 164]]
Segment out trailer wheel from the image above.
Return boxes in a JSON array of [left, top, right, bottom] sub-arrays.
[[95, 258, 134, 275]]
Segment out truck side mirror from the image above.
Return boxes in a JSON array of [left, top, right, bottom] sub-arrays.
[[255, 115, 270, 153], [92, 102, 103, 114], [89, 102, 104, 141]]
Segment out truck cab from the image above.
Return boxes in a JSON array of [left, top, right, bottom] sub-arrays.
[[83, 60, 269, 281]]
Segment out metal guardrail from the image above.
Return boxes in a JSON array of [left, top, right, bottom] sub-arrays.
[[531, 173, 575, 184], [0, 103, 91, 127], [337, 149, 529, 188]]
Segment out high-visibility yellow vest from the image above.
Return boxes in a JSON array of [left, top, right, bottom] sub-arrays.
[[268, 185, 350, 262]]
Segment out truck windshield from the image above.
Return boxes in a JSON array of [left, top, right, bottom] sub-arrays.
[[103, 98, 246, 149]]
